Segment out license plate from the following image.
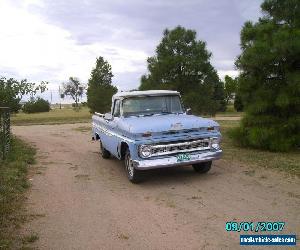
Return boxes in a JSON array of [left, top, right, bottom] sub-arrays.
[[176, 153, 191, 162]]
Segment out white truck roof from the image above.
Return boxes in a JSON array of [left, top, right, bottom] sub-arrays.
[[113, 90, 179, 98]]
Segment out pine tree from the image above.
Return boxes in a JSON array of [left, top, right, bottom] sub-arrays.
[[234, 0, 300, 151], [87, 57, 117, 113], [139, 26, 226, 115]]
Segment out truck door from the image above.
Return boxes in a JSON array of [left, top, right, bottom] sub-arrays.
[[101, 99, 121, 158]]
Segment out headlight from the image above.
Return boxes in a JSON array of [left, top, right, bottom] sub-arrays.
[[139, 145, 152, 158], [211, 137, 220, 150]]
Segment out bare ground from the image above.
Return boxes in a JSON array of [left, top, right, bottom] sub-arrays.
[[13, 124, 299, 250]]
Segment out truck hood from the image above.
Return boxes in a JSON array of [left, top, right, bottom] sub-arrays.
[[118, 114, 219, 134]]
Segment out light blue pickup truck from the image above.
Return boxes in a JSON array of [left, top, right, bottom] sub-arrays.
[[92, 90, 222, 183]]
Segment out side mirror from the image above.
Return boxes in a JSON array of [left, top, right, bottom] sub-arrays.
[[186, 108, 192, 115], [104, 113, 113, 120]]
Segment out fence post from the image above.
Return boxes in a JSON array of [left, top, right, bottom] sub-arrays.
[[0, 107, 10, 160]]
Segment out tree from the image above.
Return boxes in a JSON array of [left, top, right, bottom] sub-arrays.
[[0, 77, 48, 112], [224, 75, 237, 104], [62, 77, 85, 107], [26, 80, 48, 99], [233, 76, 244, 112], [0, 77, 20, 112], [234, 93, 244, 112], [233, 0, 300, 151], [87, 57, 117, 113], [213, 81, 227, 112], [139, 26, 226, 115]]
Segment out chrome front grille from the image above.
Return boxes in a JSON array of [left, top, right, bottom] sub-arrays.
[[151, 138, 211, 157]]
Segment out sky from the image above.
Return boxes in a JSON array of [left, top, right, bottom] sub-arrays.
[[0, 0, 263, 102]]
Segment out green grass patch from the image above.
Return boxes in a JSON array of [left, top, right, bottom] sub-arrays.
[[219, 120, 300, 176], [216, 104, 243, 117], [0, 137, 36, 249], [215, 112, 243, 117], [218, 120, 240, 128], [22, 233, 39, 244], [11, 107, 91, 126]]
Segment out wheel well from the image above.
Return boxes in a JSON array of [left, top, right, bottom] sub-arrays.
[[120, 142, 128, 160]]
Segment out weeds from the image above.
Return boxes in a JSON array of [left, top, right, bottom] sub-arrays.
[[0, 138, 36, 249]]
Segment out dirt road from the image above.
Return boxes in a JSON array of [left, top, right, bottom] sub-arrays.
[[13, 124, 299, 249]]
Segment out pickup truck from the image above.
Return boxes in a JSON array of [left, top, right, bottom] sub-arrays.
[[92, 90, 222, 183]]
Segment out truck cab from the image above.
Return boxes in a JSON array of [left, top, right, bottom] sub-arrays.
[[92, 90, 222, 183]]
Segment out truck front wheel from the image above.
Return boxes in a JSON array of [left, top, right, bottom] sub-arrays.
[[100, 141, 110, 159], [192, 161, 212, 173], [124, 149, 142, 183]]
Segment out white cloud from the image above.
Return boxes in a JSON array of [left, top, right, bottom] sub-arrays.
[[0, 0, 262, 92], [235, 0, 262, 21], [23, 0, 45, 8], [218, 70, 239, 80], [0, 0, 148, 89]]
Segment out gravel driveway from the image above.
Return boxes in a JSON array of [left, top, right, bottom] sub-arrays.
[[13, 123, 299, 250]]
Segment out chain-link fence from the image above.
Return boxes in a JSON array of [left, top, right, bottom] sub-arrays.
[[0, 107, 10, 160]]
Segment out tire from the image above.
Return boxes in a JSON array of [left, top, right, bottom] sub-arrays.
[[100, 141, 110, 159], [192, 161, 212, 173], [124, 149, 142, 183]]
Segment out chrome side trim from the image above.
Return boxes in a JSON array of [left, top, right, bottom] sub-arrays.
[[94, 112, 104, 117], [92, 122, 134, 143]]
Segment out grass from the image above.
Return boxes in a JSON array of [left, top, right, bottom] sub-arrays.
[[11, 107, 91, 126], [219, 120, 300, 177], [215, 111, 243, 117], [22, 233, 39, 244], [215, 104, 243, 117], [0, 137, 36, 249]]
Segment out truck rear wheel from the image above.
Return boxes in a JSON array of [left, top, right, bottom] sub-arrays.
[[100, 141, 110, 159], [192, 161, 212, 173], [124, 149, 142, 183]]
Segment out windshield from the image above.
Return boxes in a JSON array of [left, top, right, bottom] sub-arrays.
[[122, 95, 183, 117]]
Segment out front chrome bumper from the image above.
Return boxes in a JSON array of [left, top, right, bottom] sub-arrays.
[[133, 150, 222, 170]]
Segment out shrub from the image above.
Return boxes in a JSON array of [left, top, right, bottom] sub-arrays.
[[22, 98, 50, 113], [229, 114, 300, 152]]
